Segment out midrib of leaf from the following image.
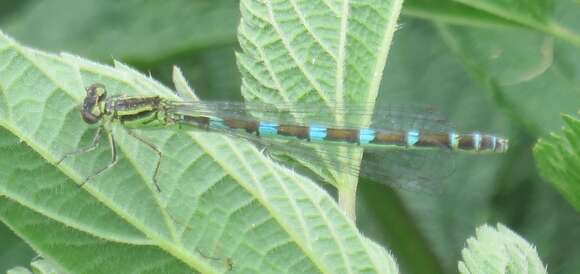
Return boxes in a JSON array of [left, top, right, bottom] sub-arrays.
[[336, 0, 349, 113], [336, 0, 404, 218], [362, 2, 403, 114]]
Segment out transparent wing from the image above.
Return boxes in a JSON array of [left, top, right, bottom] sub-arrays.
[[226, 134, 454, 194], [360, 149, 454, 194], [169, 100, 456, 193], [167, 100, 448, 131], [263, 141, 454, 194]]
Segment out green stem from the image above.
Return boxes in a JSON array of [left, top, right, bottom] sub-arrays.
[[547, 22, 580, 48], [338, 179, 358, 221]]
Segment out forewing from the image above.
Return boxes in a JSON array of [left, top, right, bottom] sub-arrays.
[[169, 100, 456, 193]]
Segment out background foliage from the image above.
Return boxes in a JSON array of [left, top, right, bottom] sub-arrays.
[[0, 0, 579, 273]]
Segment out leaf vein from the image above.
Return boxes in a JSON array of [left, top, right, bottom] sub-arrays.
[[191, 135, 329, 273], [265, 1, 333, 108], [289, 0, 338, 60]]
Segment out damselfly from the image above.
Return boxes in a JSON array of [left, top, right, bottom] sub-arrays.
[[58, 83, 508, 192]]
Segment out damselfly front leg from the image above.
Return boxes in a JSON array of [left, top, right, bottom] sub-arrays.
[[78, 125, 118, 187]]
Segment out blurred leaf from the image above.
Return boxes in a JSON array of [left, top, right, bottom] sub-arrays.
[[457, 0, 554, 24], [404, 0, 518, 28], [458, 224, 547, 274], [0, 0, 239, 63], [534, 113, 580, 211], [436, 24, 580, 136], [150, 46, 242, 101], [0, 0, 35, 23], [0, 30, 398, 273], [457, 0, 580, 47], [404, 0, 580, 47]]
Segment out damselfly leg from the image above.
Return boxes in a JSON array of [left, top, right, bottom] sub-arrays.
[[56, 126, 103, 165], [125, 129, 163, 192]]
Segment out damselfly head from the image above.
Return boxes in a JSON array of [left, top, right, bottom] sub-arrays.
[[81, 83, 107, 124]]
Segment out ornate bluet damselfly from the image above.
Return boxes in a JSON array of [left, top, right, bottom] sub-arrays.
[[58, 83, 508, 192]]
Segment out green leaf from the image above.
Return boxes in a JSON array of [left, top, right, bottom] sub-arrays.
[[534, 113, 580, 211], [236, 0, 404, 216], [458, 224, 547, 274], [0, 30, 397, 273]]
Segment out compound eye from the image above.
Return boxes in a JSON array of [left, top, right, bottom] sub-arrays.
[[81, 108, 100, 124], [81, 84, 107, 124], [86, 83, 107, 101]]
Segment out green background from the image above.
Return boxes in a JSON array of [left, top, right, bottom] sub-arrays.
[[1, 0, 579, 273]]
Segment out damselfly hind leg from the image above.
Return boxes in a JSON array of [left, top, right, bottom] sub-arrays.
[[125, 129, 163, 192]]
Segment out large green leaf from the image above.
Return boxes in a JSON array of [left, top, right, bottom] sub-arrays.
[[534, 113, 580, 211], [236, 0, 404, 217], [0, 30, 397, 273]]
